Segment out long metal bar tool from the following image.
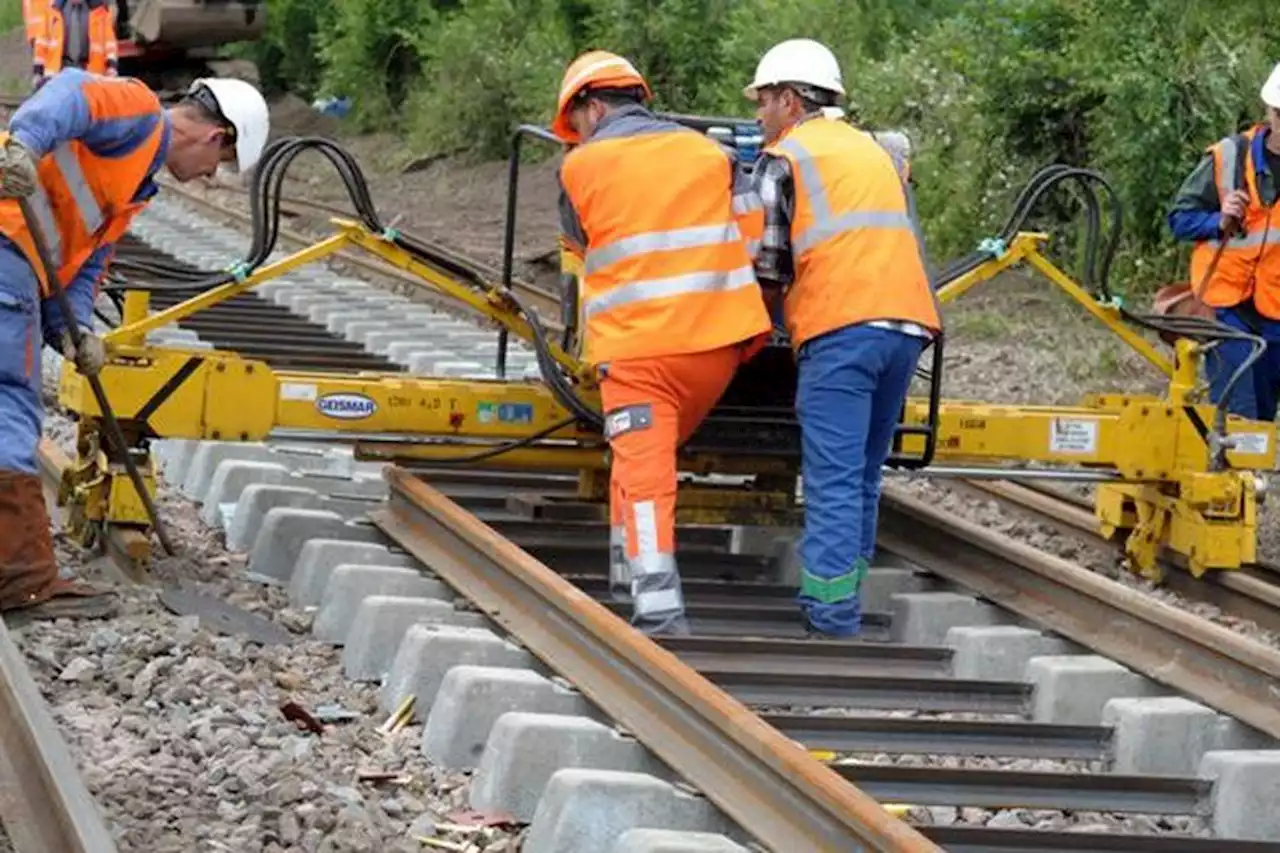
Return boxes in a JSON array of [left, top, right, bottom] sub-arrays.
[[17, 196, 176, 556]]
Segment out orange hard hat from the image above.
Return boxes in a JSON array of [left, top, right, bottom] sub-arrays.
[[552, 50, 651, 143]]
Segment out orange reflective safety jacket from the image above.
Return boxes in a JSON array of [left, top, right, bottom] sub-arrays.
[[0, 80, 166, 295], [22, 0, 44, 43], [37, 2, 118, 77], [764, 118, 940, 348], [559, 110, 773, 365], [1192, 124, 1280, 318]]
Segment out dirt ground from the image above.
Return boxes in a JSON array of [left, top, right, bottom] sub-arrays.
[[0, 27, 32, 93]]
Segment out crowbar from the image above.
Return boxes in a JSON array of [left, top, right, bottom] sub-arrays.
[[17, 196, 176, 556]]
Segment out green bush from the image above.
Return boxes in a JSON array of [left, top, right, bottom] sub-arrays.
[[0, 0, 22, 34], [242, 0, 1276, 291], [403, 0, 575, 157]]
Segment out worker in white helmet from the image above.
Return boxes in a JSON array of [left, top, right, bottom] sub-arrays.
[[0, 70, 269, 620], [742, 39, 941, 637], [1162, 61, 1280, 420]]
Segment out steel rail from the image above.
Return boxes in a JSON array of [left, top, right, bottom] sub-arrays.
[[878, 483, 1280, 738], [706, 670, 1031, 713], [372, 470, 942, 853], [959, 478, 1280, 635], [762, 714, 1112, 761], [835, 765, 1210, 815], [0, 614, 116, 853], [921, 826, 1280, 853]]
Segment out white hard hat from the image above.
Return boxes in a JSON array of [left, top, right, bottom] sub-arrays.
[[744, 38, 845, 101], [1262, 62, 1280, 109], [189, 77, 270, 173]]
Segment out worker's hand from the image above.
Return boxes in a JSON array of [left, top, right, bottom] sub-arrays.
[[0, 136, 38, 200], [1220, 190, 1248, 234], [61, 330, 106, 378]]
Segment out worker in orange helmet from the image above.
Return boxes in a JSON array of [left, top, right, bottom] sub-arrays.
[[33, 0, 120, 89], [554, 49, 773, 636], [743, 39, 942, 637]]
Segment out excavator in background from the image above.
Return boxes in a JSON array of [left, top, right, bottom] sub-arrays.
[[110, 1, 265, 91]]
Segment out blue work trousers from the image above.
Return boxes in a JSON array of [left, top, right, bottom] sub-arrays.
[[1205, 306, 1280, 422], [796, 323, 924, 636], [0, 244, 51, 475]]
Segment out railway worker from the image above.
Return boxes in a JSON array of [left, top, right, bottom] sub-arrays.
[[0, 70, 269, 619], [33, 0, 120, 88], [552, 50, 774, 636], [1164, 61, 1280, 421], [742, 39, 942, 638]]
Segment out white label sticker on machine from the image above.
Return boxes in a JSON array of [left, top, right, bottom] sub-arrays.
[[280, 383, 318, 402], [1049, 418, 1099, 454], [1231, 432, 1270, 455]]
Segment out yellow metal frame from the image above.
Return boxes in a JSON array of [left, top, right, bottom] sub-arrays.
[[58, 220, 1276, 580]]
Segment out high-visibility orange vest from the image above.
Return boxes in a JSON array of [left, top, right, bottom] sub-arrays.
[[559, 110, 772, 366], [37, 2, 118, 78], [764, 118, 941, 348], [734, 126, 915, 265], [1193, 124, 1280, 318], [0, 81, 165, 295], [23, 0, 44, 43]]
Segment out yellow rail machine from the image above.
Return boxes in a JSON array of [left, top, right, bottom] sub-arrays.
[[56, 129, 1275, 581]]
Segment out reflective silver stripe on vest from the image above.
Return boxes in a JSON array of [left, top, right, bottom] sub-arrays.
[[732, 191, 763, 215], [21, 142, 103, 271], [778, 137, 914, 254], [584, 264, 756, 318], [585, 222, 742, 276], [51, 143, 105, 238], [793, 209, 913, 254], [25, 186, 62, 265], [1216, 135, 1241, 201], [1204, 228, 1276, 251]]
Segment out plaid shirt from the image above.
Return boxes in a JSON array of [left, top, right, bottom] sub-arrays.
[[750, 116, 933, 340]]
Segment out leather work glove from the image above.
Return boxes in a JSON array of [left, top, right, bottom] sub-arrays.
[[62, 330, 106, 378], [0, 134, 38, 200]]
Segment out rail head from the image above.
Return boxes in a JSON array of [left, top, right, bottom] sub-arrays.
[[373, 467, 941, 853], [0, 618, 118, 853]]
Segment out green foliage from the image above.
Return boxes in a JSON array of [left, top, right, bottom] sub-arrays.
[[0, 0, 22, 34], [404, 0, 575, 156], [242, 0, 338, 96], [245, 0, 1276, 291]]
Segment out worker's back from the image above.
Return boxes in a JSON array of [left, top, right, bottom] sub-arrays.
[[766, 118, 939, 347], [560, 106, 770, 365]]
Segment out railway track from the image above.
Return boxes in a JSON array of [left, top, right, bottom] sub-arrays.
[[157, 179, 566, 329], [959, 478, 1280, 635], [0, 446, 117, 852], [26, 191, 1280, 851]]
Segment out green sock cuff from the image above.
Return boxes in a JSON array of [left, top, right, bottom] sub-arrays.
[[799, 558, 868, 604]]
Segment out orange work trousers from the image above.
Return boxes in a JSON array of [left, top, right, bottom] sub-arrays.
[[599, 343, 744, 633]]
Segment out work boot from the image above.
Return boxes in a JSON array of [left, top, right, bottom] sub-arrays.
[[632, 612, 692, 637], [0, 471, 118, 620], [628, 553, 690, 637], [608, 525, 631, 603]]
